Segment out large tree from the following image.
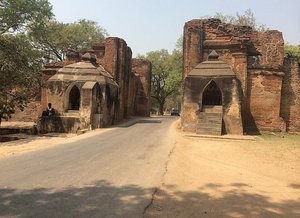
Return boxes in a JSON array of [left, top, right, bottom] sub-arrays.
[[0, 0, 52, 124], [0, 0, 53, 34], [138, 48, 182, 115], [29, 19, 108, 61]]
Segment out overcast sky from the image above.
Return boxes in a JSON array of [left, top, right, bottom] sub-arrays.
[[49, 0, 300, 57]]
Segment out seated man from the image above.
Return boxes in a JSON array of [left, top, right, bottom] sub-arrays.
[[46, 103, 55, 116], [42, 103, 55, 116]]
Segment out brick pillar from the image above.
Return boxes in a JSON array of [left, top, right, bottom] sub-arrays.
[[183, 20, 204, 80]]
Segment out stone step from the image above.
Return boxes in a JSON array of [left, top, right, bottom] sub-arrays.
[[64, 110, 80, 117], [196, 111, 222, 136], [202, 105, 223, 113]]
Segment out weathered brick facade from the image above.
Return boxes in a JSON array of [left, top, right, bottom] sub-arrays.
[[281, 58, 300, 133], [182, 18, 298, 134], [13, 37, 151, 132], [132, 59, 152, 117]]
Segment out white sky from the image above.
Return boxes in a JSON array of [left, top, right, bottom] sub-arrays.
[[49, 0, 300, 57]]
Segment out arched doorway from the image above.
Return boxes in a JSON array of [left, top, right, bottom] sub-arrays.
[[197, 80, 223, 135], [202, 80, 222, 106], [68, 85, 80, 110]]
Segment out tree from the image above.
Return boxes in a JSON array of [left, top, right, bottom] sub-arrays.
[[29, 19, 108, 61], [209, 9, 267, 32], [0, 0, 52, 124], [285, 44, 300, 63], [0, 34, 43, 125], [138, 48, 182, 115], [0, 0, 53, 34]]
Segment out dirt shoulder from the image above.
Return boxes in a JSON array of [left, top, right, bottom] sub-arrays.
[[0, 128, 115, 159], [145, 121, 300, 218]]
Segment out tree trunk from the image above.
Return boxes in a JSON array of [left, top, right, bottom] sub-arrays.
[[158, 103, 164, 116]]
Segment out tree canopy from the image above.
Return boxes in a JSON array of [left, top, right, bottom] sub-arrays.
[[0, 0, 53, 123], [0, 0, 108, 123], [138, 47, 182, 115], [29, 19, 108, 61], [285, 44, 300, 63], [0, 0, 53, 34]]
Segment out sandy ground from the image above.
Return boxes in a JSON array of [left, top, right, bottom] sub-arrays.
[[1, 120, 300, 217], [145, 121, 300, 218], [0, 127, 114, 159]]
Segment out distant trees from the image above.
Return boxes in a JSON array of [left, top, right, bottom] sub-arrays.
[[138, 44, 182, 115], [285, 44, 300, 63]]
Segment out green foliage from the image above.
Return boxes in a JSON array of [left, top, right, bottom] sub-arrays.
[[0, 0, 53, 123], [285, 44, 300, 62], [0, 34, 43, 123], [29, 19, 108, 61], [211, 9, 267, 32], [138, 48, 182, 115], [0, 0, 53, 34]]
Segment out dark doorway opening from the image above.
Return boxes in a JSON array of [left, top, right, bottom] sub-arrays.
[[202, 81, 222, 105], [69, 86, 80, 110]]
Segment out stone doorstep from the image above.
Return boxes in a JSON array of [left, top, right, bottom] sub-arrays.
[[185, 133, 258, 141]]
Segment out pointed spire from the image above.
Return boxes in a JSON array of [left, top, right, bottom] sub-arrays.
[[208, 50, 219, 61]]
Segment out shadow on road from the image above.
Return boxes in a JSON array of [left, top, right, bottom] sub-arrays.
[[1, 181, 299, 217]]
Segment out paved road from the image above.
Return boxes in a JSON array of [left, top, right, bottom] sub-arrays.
[[0, 116, 178, 218]]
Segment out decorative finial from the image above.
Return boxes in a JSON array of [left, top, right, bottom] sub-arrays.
[[208, 50, 219, 61]]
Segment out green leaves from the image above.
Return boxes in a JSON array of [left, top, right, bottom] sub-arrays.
[[285, 44, 300, 63], [0, 0, 52, 122], [212, 9, 268, 32], [29, 19, 108, 61], [0, 34, 42, 122], [139, 48, 182, 115], [0, 0, 53, 34]]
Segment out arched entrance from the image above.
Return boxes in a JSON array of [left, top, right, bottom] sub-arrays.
[[197, 80, 223, 135], [202, 80, 222, 106], [68, 85, 80, 110]]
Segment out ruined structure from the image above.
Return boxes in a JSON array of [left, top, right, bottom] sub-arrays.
[[132, 59, 152, 116], [181, 19, 300, 135], [36, 37, 151, 133]]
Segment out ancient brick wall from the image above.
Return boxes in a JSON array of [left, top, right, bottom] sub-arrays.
[[132, 59, 152, 117], [13, 37, 151, 127], [281, 58, 300, 132], [248, 72, 286, 132], [92, 37, 133, 121], [183, 18, 287, 133], [11, 101, 41, 122]]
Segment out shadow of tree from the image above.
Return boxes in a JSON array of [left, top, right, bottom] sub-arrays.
[[145, 183, 300, 218], [0, 180, 150, 218], [0, 181, 299, 218]]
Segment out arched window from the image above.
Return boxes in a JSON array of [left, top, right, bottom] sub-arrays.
[[202, 81, 222, 105], [68, 85, 80, 110]]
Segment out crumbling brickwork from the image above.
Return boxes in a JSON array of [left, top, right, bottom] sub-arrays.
[[182, 18, 290, 133], [132, 59, 152, 116], [281, 58, 300, 132], [13, 37, 152, 131]]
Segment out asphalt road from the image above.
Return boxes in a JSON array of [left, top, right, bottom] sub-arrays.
[[0, 116, 178, 218]]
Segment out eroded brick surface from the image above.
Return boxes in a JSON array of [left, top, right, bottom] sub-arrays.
[[182, 18, 293, 133]]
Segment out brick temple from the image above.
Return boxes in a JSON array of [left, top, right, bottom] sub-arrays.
[[14, 37, 152, 133], [181, 19, 300, 135]]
